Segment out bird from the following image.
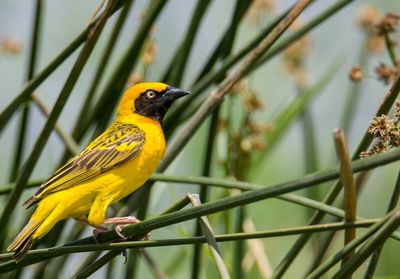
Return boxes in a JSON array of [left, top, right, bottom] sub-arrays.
[[7, 82, 190, 262]]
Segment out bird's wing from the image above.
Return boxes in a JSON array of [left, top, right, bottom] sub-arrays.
[[25, 122, 145, 207]]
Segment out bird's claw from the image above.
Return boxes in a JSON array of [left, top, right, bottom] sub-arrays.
[[121, 249, 128, 264]]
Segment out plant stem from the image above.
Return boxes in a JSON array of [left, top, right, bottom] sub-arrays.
[[8, 0, 43, 183], [31, 92, 80, 154], [272, 75, 400, 279], [0, 220, 380, 269], [65, 0, 135, 160], [188, 194, 231, 279], [159, 0, 312, 171], [306, 211, 396, 279], [73, 251, 121, 279], [165, 0, 212, 86], [0, 0, 128, 133], [333, 210, 400, 278], [191, 107, 219, 279], [333, 129, 356, 272], [0, 0, 117, 239], [56, 148, 400, 247], [363, 170, 400, 278]]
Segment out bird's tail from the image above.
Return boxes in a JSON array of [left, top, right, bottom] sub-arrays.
[[7, 220, 41, 262]]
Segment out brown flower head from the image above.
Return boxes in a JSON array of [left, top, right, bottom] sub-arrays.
[[376, 13, 400, 35], [282, 19, 311, 86], [246, 0, 275, 25], [395, 100, 400, 119], [244, 90, 265, 112], [375, 63, 398, 85], [0, 37, 22, 55], [127, 73, 143, 86], [368, 115, 394, 140], [349, 65, 363, 82], [357, 5, 381, 31]]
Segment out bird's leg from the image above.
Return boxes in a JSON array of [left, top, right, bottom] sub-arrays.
[[103, 216, 147, 263], [74, 217, 109, 244], [103, 216, 142, 240]]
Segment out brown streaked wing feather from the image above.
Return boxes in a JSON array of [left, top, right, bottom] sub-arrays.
[[24, 123, 145, 207]]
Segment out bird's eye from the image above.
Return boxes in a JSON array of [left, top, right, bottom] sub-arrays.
[[145, 90, 156, 100]]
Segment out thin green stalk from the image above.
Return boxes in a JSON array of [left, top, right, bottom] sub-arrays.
[[60, 148, 400, 247], [0, 0, 128, 133], [125, 185, 150, 279], [106, 256, 115, 279], [0, 171, 393, 225], [166, 0, 353, 131], [0, 0, 117, 239], [333, 211, 400, 278], [334, 129, 357, 270], [163, 5, 290, 131], [73, 251, 120, 279], [189, 194, 231, 279], [272, 74, 400, 279], [0, 158, 399, 224], [363, 170, 400, 279], [161, 195, 191, 215], [47, 0, 136, 267], [142, 250, 168, 279], [340, 41, 368, 135], [31, 92, 80, 155], [159, 0, 312, 171], [65, 0, 135, 161], [260, 62, 340, 159], [233, 206, 245, 279], [305, 172, 369, 275], [192, 107, 219, 279], [8, 0, 43, 183], [86, 0, 168, 138], [299, 88, 320, 213], [194, 0, 252, 81], [165, 0, 212, 86], [299, 92, 318, 175], [306, 212, 395, 279], [383, 32, 397, 66], [0, 220, 380, 271], [74, 251, 102, 276]]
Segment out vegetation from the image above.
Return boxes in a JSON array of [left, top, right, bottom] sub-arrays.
[[0, 0, 399, 278]]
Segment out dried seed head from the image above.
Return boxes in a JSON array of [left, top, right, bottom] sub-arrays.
[[230, 79, 247, 96], [366, 35, 385, 53], [375, 63, 398, 85], [244, 91, 265, 112], [357, 5, 381, 31], [248, 122, 273, 134], [127, 73, 143, 86], [368, 115, 394, 139], [395, 100, 400, 119], [246, 0, 275, 25], [142, 40, 157, 65], [349, 65, 363, 82], [282, 19, 311, 86], [0, 37, 22, 55], [376, 13, 400, 35]]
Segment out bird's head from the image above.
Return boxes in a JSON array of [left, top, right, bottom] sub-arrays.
[[117, 82, 190, 124]]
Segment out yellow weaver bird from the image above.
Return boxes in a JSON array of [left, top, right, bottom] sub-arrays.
[[8, 82, 189, 261]]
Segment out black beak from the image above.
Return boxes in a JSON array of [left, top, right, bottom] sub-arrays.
[[164, 86, 191, 101]]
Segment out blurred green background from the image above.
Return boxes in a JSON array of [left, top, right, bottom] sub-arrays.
[[0, 0, 400, 278]]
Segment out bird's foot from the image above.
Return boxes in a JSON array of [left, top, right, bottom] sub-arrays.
[[104, 216, 143, 240], [103, 216, 149, 263]]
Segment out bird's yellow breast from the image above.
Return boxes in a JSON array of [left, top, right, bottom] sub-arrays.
[[93, 114, 165, 203], [34, 114, 166, 221]]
